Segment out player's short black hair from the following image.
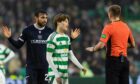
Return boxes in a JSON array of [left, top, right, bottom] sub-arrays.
[[108, 5, 121, 17], [53, 13, 70, 28], [34, 9, 47, 17]]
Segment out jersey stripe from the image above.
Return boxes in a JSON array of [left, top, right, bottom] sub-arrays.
[[56, 37, 69, 42], [47, 32, 70, 78], [48, 68, 68, 73], [55, 45, 69, 49], [0, 45, 12, 74]]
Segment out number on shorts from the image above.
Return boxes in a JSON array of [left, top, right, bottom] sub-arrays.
[[45, 74, 49, 82]]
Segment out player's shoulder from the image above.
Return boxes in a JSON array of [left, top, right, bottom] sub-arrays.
[[47, 32, 58, 41], [64, 34, 70, 38], [122, 21, 129, 28], [103, 23, 112, 30], [45, 26, 54, 32], [0, 44, 7, 50], [22, 25, 34, 32], [120, 21, 131, 31]]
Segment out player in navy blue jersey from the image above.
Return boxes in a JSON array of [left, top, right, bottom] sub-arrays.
[[2, 10, 80, 84]]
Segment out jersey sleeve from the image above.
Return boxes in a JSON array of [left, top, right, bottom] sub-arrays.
[[3, 48, 15, 63], [128, 29, 135, 44], [46, 40, 56, 53], [100, 25, 111, 44], [8, 28, 27, 49], [4, 48, 11, 55], [69, 50, 83, 69], [46, 34, 60, 77], [18, 29, 27, 42], [1, 45, 12, 55], [1, 45, 16, 63]]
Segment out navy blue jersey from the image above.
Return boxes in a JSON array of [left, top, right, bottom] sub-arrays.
[[8, 25, 53, 69]]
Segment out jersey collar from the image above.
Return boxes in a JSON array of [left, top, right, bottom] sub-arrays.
[[34, 23, 45, 30]]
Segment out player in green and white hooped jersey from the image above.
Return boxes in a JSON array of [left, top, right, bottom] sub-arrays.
[[46, 14, 86, 84], [0, 44, 16, 84]]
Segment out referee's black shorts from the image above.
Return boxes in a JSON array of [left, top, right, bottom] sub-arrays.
[[106, 56, 129, 84]]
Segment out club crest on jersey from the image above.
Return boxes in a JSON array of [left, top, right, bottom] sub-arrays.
[[64, 48, 68, 53]]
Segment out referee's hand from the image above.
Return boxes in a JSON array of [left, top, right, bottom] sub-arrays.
[[86, 47, 94, 52]]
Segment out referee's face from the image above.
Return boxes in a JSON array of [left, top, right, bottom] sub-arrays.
[[36, 13, 48, 27]]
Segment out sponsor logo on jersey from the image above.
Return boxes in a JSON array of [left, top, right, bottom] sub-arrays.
[[31, 40, 47, 44]]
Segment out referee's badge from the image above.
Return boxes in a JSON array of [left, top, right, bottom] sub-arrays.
[[101, 34, 107, 39]]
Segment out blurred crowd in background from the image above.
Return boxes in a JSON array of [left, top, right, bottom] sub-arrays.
[[0, 0, 140, 80]]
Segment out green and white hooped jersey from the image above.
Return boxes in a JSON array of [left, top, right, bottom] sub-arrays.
[[47, 32, 71, 79], [0, 44, 11, 74]]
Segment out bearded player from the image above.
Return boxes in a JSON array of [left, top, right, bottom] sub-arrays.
[[2, 10, 80, 84]]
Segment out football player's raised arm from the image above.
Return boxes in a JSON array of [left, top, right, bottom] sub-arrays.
[[46, 40, 60, 77], [8, 29, 27, 49]]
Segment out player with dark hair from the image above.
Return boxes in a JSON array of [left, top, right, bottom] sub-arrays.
[[86, 5, 135, 84], [2, 10, 80, 84]]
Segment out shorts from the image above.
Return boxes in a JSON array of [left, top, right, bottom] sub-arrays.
[[26, 68, 49, 84]]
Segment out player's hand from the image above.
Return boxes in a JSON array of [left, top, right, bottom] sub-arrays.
[[56, 77, 62, 84], [2, 26, 11, 38], [0, 61, 4, 65], [82, 68, 87, 75], [71, 28, 80, 39], [86, 47, 94, 52]]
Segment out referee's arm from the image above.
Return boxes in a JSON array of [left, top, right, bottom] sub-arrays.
[[93, 25, 111, 51], [128, 30, 135, 48], [86, 25, 111, 52]]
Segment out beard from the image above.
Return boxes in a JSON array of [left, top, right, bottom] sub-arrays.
[[37, 21, 46, 27]]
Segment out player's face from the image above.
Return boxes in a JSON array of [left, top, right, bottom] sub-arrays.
[[36, 13, 48, 27], [60, 19, 69, 32]]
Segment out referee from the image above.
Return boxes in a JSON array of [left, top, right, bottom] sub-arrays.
[[86, 5, 135, 84]]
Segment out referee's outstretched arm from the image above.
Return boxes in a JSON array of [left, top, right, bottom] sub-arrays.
[[128, 30, 135, 48]]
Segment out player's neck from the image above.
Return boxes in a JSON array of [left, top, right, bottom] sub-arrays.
[[56, 27, 64, 34], [111, 17, 120, 22], [34, 23, 45, 30], [36, 23, 44, 28]]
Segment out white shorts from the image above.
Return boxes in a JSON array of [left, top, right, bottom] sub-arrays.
[[0, 70, 5, 84]]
